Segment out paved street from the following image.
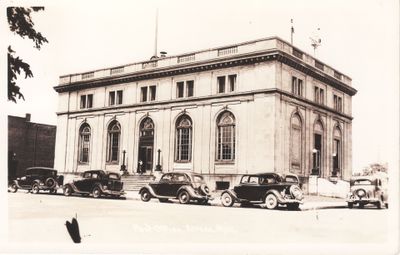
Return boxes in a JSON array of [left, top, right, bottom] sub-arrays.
[[7, 191, 389, 249]]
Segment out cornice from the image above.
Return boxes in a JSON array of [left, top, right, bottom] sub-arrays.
[[54, 50, 357, 96]]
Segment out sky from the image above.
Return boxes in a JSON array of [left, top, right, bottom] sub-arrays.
[[2, 0, 399, 172]]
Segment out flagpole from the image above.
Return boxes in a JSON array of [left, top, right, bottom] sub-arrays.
[[290, 19, 294, 45]]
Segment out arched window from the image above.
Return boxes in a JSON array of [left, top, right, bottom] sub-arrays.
[[79, 124, 91, 163], [333, 125, 342, 175], [290, 113, 302, 172], [107, 121, 121, 163], [216, 111, 236, 161], [175, 115, 192, 162]]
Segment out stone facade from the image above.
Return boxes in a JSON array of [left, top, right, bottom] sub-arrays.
[[54, 36, 356, 190], [8, 114, 57, 180]]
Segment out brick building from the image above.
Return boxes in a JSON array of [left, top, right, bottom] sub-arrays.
[[53, 36, 357, 190], [8, 114, 57, 180]]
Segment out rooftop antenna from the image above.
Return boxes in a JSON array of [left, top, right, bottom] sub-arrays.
[[310, 27, 322, 56], [151, 8, 159, 59], [290, 19, 294, 45]]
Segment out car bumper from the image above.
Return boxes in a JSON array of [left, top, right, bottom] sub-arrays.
[[347, 197, 379, 203], [280, 198, 303, 204], [192, 194, 213, 200], [102, 190, 125, 196]]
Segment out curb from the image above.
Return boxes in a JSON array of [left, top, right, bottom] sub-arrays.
[[125, 192, 348, 210]]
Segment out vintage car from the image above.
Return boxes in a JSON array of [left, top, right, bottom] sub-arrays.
[[139, 172, 213, 204], [9, 167, 64, 194], [346, 174, 388, 209], [220, 172, 303, 210], [63, 170, 125, 198]]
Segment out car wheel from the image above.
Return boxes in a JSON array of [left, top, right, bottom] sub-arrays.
[[31, 183, 40, 194], [10, 183, 18, 193], [178, 190, 190, 204], [348, 202, 353, 209], [140, 189, 151, 202], [264, 193, 278, 209], [221, 192, 235, 207], [159, 198, 169, 203], [376, 200, 382, 209], [287, 203, 300, 210], [49, 189, 57, 194], [358, 203, 364, 209], [92, 186, 101, 198], [64, 185, 72, 196]]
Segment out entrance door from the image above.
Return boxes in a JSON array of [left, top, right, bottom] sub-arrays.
[[138, 118, 154, 174], [313, 133, 322, 175], [138, 146, 153, 173]]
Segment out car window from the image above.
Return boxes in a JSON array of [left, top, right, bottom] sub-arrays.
[[83, 172, 91, 178], [172, 174, 188, 182], [108, 173, 119, 180], [354, 180, 372, 185], [285, 176, 298, 183], [240, 176, 249, 184], [92, 173, 100, 179], [248, 176, 259, 184], [161, 174, 172, 181], [262, 176, 277, 184]]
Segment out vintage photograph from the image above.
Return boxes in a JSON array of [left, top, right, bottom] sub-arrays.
[[1, 0, 399, 254]]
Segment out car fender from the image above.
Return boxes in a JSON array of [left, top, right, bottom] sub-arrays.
[[64, 182, 79, 193], [139, 184, 157, 197], [221, 189, 238, 201], [12, 180, 23, 189], [177, 185, 197, 198], [265, 189, 285, 203]]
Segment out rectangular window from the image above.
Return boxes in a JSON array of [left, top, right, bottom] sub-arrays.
[[228, 75, 236, 92], [177, 82, 184, 98], [79, 94, 94, 109], [217, 76, 225, 93], [80, 95, 86, 109], [109, 91, 115, 106], [319, 89, 324, 105], [187, 81, 194, 97], [292, 77, 303, 97], [150, 86, 156, 101], [117, 90, 123, 105], [298, 79, 303, 97], [314, 87, 319, 103], [87, 94, 93, 108], [333, 95, 342, 112], [141, 87, 148, 102]]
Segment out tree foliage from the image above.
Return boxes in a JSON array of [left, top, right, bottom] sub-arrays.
[[361, 163, 388, 176], [7, 7, 48, 103]]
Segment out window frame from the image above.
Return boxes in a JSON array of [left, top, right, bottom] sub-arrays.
[[106, 121, 121, 164], [217, 74, 237, 94], [175, 115, 193, 162], [216, 111, 236, 162], [78, 124, 91, 164]]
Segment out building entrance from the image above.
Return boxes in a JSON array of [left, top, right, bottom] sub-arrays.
[[137, 118, 154, 174]]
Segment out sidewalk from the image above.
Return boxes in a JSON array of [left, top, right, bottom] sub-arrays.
[[124, 191, 347, 210]]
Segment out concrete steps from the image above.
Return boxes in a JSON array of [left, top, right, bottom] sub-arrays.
[[121, 175, 155, 191]]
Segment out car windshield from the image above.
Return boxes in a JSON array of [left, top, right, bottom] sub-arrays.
[[284, 176, 298, 183], [353, 179, 372, 185], [192, 175, 205, 183], [108, 173, 120, 180]]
